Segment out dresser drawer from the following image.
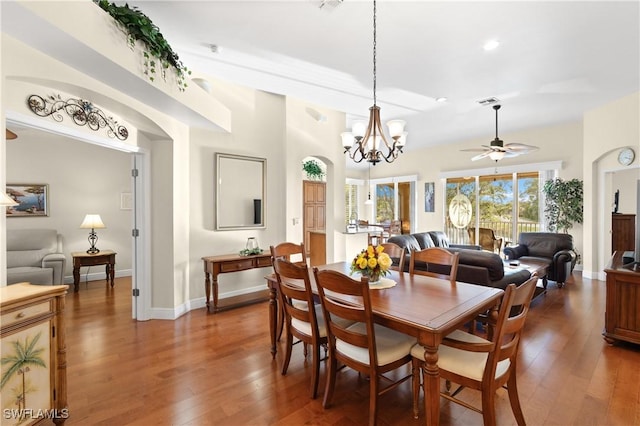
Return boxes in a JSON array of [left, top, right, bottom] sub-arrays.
[[256, 256, 273, 267], [1, 300, 52, 328], [220, 259, 255, 273]]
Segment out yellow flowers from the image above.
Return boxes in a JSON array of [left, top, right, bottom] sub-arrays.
[[350, 245, 392, 281]]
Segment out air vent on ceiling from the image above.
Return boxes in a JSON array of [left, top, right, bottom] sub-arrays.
[[477, 97, 500, 106], [318, 0, 343, 10]]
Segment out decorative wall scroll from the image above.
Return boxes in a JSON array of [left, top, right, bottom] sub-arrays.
[[27, 94, 129, 140]]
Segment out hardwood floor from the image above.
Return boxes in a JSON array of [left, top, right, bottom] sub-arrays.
[[59, 273, 640, 425]]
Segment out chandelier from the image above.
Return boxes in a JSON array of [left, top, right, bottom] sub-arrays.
[[340, 0, 407, 166]]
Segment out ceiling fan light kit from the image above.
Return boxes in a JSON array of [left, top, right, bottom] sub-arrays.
[[462, 104, 539, 162]]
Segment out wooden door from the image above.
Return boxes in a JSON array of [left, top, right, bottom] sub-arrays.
[[303, 181, 326, 256]]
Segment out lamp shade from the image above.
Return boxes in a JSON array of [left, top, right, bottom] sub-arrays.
[[489, 151, 506, 161], [1, 192, 18, 206], [386, 120, 406, 138], [80, 214, 106, 229]]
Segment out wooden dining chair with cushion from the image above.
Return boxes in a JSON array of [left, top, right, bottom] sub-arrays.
[[411, 274, 538, 425], [380, 242, 406, 272], [312, 268, 416, 426], [409, 247, 460, 283], [270, 241, 307, 265], [271, 257, 326, 399], [270, 242, 308, 341]]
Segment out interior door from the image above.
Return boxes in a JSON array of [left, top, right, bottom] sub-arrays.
[[303, 181, 326, 256]]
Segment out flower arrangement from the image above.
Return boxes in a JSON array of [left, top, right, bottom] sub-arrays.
[[350, 245, 392, 283]]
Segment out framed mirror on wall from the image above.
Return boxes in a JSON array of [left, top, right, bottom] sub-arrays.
[[215, 153, 266, 230]]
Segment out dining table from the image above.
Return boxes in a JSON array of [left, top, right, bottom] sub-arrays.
[[265, 261, 505, 426]]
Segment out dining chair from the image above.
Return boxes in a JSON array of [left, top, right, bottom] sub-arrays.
[[270, 241, 307, 265], [271, 257, 326, 399], [411, 274, 538, 425], [270, 242, 308, 341], [313, 268, 416, 426], [380, 242, 406, 272], [409, 247, 460, 283]]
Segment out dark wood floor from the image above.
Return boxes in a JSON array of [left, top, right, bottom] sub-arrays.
[[60, 273, 640, 425]]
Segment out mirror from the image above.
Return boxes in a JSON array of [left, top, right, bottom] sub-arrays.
[[215, 153, 266, 230]]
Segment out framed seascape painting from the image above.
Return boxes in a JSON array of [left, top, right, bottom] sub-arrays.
[[5, 184, 49, 217]]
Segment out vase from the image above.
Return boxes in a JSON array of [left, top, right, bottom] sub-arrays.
[[365, 271, 381, 284]]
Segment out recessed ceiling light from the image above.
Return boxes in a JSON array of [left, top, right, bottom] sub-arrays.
[[436, 97, 447, 103], [483, 40, 500, 51]]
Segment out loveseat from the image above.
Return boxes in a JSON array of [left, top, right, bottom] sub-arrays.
[[6, 229, 66, 285], [503, 232, 576, 288], [387, 231, 530, 290]]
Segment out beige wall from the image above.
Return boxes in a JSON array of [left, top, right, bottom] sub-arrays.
[[583, 92, 640, 278]]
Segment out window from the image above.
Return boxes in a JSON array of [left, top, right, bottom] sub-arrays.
[[445, 172, 541, 246], [345, 183, 358, 225]]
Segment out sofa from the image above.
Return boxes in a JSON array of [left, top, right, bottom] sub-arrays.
[[503, 232, 576, 288], [387, 231, 530, 290], [6, 229, 66, 285]]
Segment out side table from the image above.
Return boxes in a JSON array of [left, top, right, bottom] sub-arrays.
[[71, 250, 117, 292]]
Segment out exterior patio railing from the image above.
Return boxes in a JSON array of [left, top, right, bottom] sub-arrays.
[[445, 221, 542, 247]]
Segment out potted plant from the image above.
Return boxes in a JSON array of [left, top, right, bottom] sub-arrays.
[[542, 178, 583, 233], [542, 178, 583, 269], [95, 0, 191, 91], [302, 159, 325, 181]]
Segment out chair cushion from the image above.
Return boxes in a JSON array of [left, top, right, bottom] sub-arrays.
[[387, 235, 421, 253], [291, 304, 353, 338], [412, 232, 436, 250], [7, 267, 53, 285], [336, 322, 416, 366], [412, 329, 510, 381]]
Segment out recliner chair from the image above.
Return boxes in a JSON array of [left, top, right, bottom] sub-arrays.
[[503, 232, 576, 288], [6, 229, 66, 285]]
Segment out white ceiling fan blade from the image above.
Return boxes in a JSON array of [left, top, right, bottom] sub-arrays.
[[471, 152, 491, 161], [504, 143, 539, 152], [460, 148, 489, 152]]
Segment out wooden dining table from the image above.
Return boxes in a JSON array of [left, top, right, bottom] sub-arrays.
[[265, 261, 504, 426]]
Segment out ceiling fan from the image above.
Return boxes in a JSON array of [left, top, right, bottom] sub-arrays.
[[462, 104, 538, 162]]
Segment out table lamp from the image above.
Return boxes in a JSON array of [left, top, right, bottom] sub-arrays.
[[80, 214, 106, 254]]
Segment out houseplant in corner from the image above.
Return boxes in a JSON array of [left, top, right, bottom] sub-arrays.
[[542, 177, 583, 269], [95, 0, 191, 91]]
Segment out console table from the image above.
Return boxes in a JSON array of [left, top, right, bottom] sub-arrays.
[[71, 250, 117, 293], [202, 252, 273, 313]]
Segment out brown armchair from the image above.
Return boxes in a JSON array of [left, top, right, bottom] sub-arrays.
[[468, 227, 503, 253]]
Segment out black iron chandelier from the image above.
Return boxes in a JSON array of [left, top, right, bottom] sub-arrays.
[[341, 0, 407, 165]]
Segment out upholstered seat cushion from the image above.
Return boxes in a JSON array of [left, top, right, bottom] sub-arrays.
[[411, 329, 510, 381], [387, 234, 422, 253], [336, 322, 416, 365], [292, 304, 353, 337], [6, 267, 53, 285]]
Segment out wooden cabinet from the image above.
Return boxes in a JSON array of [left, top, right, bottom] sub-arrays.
[[0, 283, 68, 425], [604, 252, 640, 345], [612, 213, 636, 253]]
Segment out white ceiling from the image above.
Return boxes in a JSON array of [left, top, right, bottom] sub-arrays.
[[3, 1, 640, 169]]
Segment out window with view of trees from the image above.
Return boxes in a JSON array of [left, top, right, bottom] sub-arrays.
[[445, 172, 540, 247]]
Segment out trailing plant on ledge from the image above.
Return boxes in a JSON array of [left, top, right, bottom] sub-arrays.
[[302, 159, 325, 181], [95, 0, 191, 91]]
